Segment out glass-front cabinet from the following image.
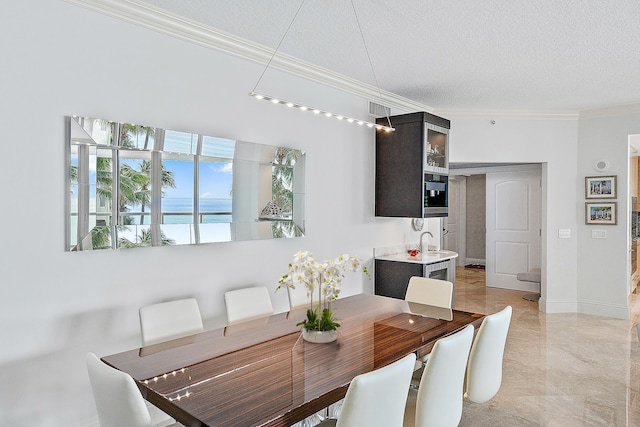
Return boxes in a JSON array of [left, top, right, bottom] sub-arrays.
[[425, 124, 448, 174]]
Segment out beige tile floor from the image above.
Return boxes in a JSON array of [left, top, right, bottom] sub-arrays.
[[454, 266, 640, 427]]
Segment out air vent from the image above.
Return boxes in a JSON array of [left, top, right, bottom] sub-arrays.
[[368, 101, 391, 118]]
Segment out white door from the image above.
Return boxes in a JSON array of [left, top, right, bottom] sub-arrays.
[[486, 170, 541, 291], [444, 176, 465, 266]]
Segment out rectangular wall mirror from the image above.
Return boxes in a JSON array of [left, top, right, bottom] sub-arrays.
[[66, 116, 305, 251]]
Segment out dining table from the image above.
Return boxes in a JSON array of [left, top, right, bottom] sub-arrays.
[[102, 293, 485, 427]]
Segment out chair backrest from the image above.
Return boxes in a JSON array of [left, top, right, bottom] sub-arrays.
[[336, 352, 416, 427], [405, 276, 453, 309], [139, 298, 204, 346], [86, 352, 152, 427], [287, 284, 312, 310], [465, 305, 512, 403], [224, 286, 274, 325], [414, 324, 474, 427]]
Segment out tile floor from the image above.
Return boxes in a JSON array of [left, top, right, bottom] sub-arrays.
[[454, 267, 640, 427]]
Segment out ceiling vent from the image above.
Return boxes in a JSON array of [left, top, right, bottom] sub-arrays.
[[368, 101, 391, 118]]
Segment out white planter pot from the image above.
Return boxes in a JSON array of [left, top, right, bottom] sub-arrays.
[[302, 329, 338, 343]]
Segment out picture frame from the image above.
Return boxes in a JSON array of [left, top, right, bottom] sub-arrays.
[[585, 202, 617, 225], [585, 175, 616, 199]]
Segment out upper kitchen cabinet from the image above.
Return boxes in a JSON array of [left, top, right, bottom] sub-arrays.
[[375, 112, 450, 218]]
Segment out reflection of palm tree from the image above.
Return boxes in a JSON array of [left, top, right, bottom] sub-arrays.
[[272, 148, 299, 217], [272, 165, 293, 215], [118, 228, 175, 248], [91, 225, 111, 249], [96, 156, 112, 203], [136, 160, 176, 224]]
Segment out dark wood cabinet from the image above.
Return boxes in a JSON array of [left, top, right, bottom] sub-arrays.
[[374, 259, 422, 299], [375, 112, 450, 218]]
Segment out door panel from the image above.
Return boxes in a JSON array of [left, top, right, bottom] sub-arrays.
[[486, 170, 541, 291]]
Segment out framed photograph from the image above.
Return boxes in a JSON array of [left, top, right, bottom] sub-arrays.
[[585, 202, 617, 225], [585, 175, 616, 199]]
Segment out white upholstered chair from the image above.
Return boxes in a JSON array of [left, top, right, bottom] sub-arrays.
[[465, 305, 512, 403], [287, 284, 312, 310], [404, 324, 474, 427], [139, 298, 204, 346], [405, 277, 454, 371], [317, 352, 417, 427], [405, 277, 453, 309], [224, 286, 274, 325], [86, 352, 177, 427]]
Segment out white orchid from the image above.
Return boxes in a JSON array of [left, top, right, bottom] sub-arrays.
[[277, 250, 370, 332], [277, 250, 369, 303]]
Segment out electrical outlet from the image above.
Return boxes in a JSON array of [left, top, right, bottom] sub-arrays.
[[591, 230, 607, 239], [558, 229, 571, 239]]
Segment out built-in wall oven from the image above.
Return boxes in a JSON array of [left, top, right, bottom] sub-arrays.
[[424, 173, 448, 217]]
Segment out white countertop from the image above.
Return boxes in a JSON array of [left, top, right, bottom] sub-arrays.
[[374, 245, 458, 265]]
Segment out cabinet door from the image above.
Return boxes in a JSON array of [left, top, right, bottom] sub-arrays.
[[374, 259, 423, 299], [375, 122, 424, 218]]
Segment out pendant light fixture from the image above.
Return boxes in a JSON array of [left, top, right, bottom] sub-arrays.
[[249, 0, 394, 132]]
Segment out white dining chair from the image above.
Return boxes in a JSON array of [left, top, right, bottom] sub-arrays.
[[404, 324, 474, 427], [317, 352, 417, 427], [86, 352, 177, 427], [139, 298, 204, 346], [287, 284, 312, 310], [405, 276, 454, 371], [224, 286, 274, 325], [405, 277, 453, 309], [465, 305, 512, 403]]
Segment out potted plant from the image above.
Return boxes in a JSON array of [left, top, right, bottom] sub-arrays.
[[277, 251, 368, 343]]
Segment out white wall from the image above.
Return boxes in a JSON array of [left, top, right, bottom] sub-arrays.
[[0, 2, 421, 425], [577, 111, 640, 318], [445, 116, 580, 313]]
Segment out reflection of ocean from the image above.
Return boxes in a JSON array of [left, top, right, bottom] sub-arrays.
[[162, 197, 232, 224]]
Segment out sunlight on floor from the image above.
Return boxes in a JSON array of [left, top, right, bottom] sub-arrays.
[[454, 267, 640, 427]]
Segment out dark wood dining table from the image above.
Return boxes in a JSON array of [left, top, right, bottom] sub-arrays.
[[102, 293, 485, 427]]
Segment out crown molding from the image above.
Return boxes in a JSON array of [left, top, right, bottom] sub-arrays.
[[434, 109, 580, 120], [579, 103, 640, 119], [64, 0, 433, 114], [65, 0, 639, 122]]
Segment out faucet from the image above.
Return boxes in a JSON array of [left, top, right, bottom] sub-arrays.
[[419, 231, 433, 253]]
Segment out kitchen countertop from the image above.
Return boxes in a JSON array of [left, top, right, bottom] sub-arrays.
[[374, 245, 458, 265]]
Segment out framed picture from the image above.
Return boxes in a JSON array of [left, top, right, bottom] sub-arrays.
[[585, 202, 617, 225], [585, 175, 616, 199]]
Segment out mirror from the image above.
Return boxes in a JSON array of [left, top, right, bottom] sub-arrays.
[[66, 116, 305, 251]]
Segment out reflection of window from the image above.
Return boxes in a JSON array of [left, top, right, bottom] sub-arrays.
[[68, 116, 304, 251], [161, 158, 194, 225], [199, 157, 233, 224]]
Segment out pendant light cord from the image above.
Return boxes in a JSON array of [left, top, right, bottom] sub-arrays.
[[251, 0, 393, 131], [349, 0, 393, 129], [251, 0, 307, 94]]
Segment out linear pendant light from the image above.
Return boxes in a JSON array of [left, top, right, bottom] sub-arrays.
[[249, 0, 394, 132], [249, 91, 394, 132]]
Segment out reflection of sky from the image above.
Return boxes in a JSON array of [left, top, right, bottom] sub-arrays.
[[163, 159, 233, 199], [200, 161, 232, 198]]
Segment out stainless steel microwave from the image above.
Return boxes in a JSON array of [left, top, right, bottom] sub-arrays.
[[424, 173, 448, 217]]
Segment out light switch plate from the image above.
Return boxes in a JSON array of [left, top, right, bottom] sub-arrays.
[[558, 229, 571, 239], [592, 230, 607, 239]]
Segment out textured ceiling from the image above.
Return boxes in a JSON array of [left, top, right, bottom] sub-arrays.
[[142, 0, 640, 112]]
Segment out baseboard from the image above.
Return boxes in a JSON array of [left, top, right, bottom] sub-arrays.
[[465, 258, 485, 266], [486, 282, 539, 292], [538, 298, 578, 313], [577, 300, 629, 320]]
